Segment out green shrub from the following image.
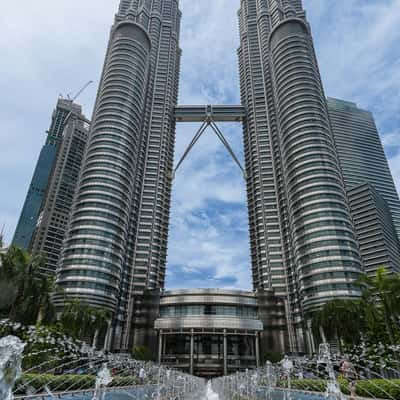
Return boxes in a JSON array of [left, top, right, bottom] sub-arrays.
[[15, 373, 95, 394], [132, 346, 154, 361], [110, 375, 140, 387], [277, 379, 400, 399], [15, 373, 140, 395], [277, 379, 327, 392], [356, 380, 400, 400]]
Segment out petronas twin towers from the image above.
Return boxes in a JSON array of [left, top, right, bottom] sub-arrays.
[[56, 0, 363, 352]]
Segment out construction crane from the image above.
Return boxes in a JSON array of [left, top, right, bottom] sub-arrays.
[[61, 80, 93, 131], [67, 80, 93, 101]]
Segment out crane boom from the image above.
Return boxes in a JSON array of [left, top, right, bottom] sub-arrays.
[[72, 80, 93, 101], [59, 80, 94, 134]]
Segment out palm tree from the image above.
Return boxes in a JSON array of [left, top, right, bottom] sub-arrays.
[[0, 247, 19, 314], [312, 267, 400, 348], [60, 299, 88, 338], [0, 246, 54, 325], [36, 276, 56, 324], [357, 267, 400, 344], [60, 299, 111, 344], [311, 299, 364, 347], [91, 308, 111, 348]]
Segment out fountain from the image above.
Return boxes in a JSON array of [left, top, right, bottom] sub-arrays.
[[3, 317, 400, 400], [265, 361, 277, 400], [0, 320, 206, 400], [206, 337, 400, 400], [0, 336, 25, 400], [203, 381, 219, 400], [317, 343, 343, 400], [92, 363, 113, 400], [281, 355, 294, 400]]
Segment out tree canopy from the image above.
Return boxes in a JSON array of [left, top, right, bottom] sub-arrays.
[[0, 245, 111, 348], [311, 267, 400, 347]]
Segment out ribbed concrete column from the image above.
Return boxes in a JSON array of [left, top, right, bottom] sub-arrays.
[[158, 330, 163, 364], [223, 330, 228, 376], [255, 333, 260, 367], [190, 330, 194, 375], [305, 319, 315, 355], [103, 320, 112, 351]]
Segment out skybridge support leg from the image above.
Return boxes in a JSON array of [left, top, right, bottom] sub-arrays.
[[209, 121, 247, 179], [172, 121, 208, 179], [172, 118, 247, 181]]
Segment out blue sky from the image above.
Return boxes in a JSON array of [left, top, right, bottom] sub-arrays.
[[0, 0, 399, 290]]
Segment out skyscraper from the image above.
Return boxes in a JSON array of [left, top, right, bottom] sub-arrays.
[[13, 99, 83, 250], [347, 183, 400, 275], [56, 0, 181, 350], [238, 0, 362, 350], [327, 97, 400, 241], [327, 97, 400, 275], [55, 0, 364, 354], [30, 112, 90, 275]]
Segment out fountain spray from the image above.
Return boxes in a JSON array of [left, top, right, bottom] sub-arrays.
[[0, 336, 25, 400]]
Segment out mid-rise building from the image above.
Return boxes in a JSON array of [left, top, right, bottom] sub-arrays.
[[30, 112, 90, 275], [12, 99, 83, 250], [328, 98, 400, 274]]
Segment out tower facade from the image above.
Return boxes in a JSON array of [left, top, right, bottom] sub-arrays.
[[56, 0, 181, 349], [30, 112, 90, 275], [13, 99, 83, 250], [327, 97, 400, 275], [327, 97, 400, 241], [347, 183, 400, 275], [238, 0, 363, 350]]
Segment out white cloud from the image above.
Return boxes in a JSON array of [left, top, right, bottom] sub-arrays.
[[382, 131, 400, 148], [179, 0, 241, 104], [304, 0, 400, 141]]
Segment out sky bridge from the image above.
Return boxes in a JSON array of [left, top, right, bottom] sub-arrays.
[[175, 105, 245, 123]]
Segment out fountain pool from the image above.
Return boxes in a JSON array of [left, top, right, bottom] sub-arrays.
[[14, 386, 157, 400]]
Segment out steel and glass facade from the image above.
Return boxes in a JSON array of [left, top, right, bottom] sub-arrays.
[[347, 183, 400, 275], [30, 113, 90, 275], [328, 97, 400, 274], [13, 99, 81, 249], [328, 97, 400, 240]]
